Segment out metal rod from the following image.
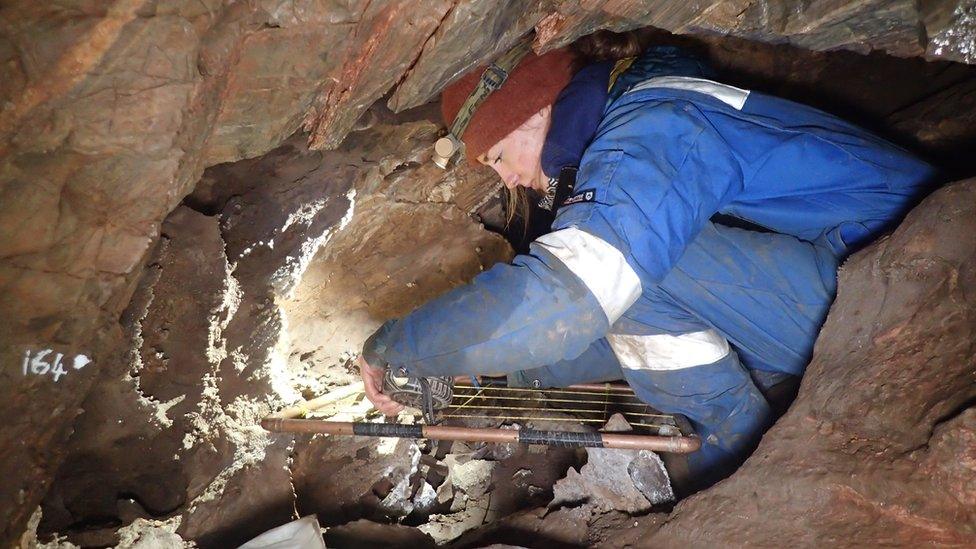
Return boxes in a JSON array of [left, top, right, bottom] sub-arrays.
[[443, 414, 607, 423], [444, 415, 677, 431], [453, 385, 486, 410], [443, 404, 671, 418], [261, 418, 699, 453], [440, 413, 672, 428], [450, 392, 654, 407], [454, 383, 634, 395]]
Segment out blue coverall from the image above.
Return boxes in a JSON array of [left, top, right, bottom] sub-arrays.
[[364, 47, 937, 484]]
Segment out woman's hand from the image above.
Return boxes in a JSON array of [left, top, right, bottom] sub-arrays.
[[358, 355, 404, 416]]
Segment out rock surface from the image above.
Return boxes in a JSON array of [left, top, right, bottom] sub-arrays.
[[35, 115, 508, 546]]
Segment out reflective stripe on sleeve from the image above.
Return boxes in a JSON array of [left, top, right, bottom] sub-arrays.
[[534, 227, 642, 323], [607, 330, 731, 371], [628, 76, 750, 110]]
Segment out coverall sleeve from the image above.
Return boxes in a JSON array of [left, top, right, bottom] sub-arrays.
[[507, 338, 623, 388], [363, 238, 638, 378], [565, 99, 744, 283]]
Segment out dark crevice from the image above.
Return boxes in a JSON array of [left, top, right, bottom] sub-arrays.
[[930, 394, 976, 435]]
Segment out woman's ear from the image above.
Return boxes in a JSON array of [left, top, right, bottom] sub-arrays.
[[533, 105, 552, 132], [521, 104, 553, 131], [534, 105, 552, 126]]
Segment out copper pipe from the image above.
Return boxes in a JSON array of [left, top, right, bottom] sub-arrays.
[[568, 383, 634, 393], [601, 432, 700, 453], [261, 418, 700, 453], [263, 418, 358, 435]]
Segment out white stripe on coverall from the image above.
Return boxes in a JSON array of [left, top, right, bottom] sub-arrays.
[[628, 76, 750, 110], [608, 330, 731, 371], [534, 227, 642, 323]]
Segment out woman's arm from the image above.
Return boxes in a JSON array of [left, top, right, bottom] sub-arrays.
[[507, 337, 622, 388], [363, 237, 636, 378]]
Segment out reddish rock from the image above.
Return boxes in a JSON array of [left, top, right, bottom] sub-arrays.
[[302, 1, 453, 149], [388, 1, 547, 112]]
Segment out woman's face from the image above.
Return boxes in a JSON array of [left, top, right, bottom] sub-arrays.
[[478, 106, 552, 194]]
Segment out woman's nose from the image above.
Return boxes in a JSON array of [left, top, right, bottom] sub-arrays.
[[493, 166, 518, 189]]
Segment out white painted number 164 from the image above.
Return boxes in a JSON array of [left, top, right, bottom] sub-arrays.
[[22, 349, 90, 383]]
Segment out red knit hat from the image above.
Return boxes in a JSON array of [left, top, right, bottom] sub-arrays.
[[441, 48, 576, 164]]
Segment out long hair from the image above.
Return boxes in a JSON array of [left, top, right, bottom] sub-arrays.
[[505, 185, 532, 233], [572, 30, 643, 64]]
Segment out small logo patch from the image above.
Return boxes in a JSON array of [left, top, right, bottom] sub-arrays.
[[562, 190, 595, 206]]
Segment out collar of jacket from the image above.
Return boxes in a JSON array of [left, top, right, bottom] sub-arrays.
[[541, 46, 714, 185], [541, 60, 614, 178]]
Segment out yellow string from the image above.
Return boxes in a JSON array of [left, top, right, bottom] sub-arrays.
[[454, 385, 633, 396], [451, 392, 651, 407], [445, 403, 671, 419]]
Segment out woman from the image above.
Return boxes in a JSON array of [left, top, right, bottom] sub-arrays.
[[358, 42, 937, 488]]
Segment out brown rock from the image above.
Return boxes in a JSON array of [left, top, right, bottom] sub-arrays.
[[325, 519, 436, 549], [388, 1, 547, 112], [450, 505, 593, 548], [302, 1, 453, 149]]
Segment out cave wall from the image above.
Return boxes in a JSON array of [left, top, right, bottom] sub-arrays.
[[2, 0, 976, 544], [34, 114, 510, 546]]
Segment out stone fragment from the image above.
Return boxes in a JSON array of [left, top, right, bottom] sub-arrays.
[[445, 456, 496, 500], [924, 1, 976, 63], [512, 468, 532, 488], [413, 481, 440, 515], [115, 518, 193, 549], [238, 516, 324, 549], [628, 451, 675, 505], [551, 449, 651, 514], [418, 493, 491, 544], [550, 415, 659, 514], [548, 414, 674, 511], [602, 412, 633, 433], [434, 471, 456, 506]]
